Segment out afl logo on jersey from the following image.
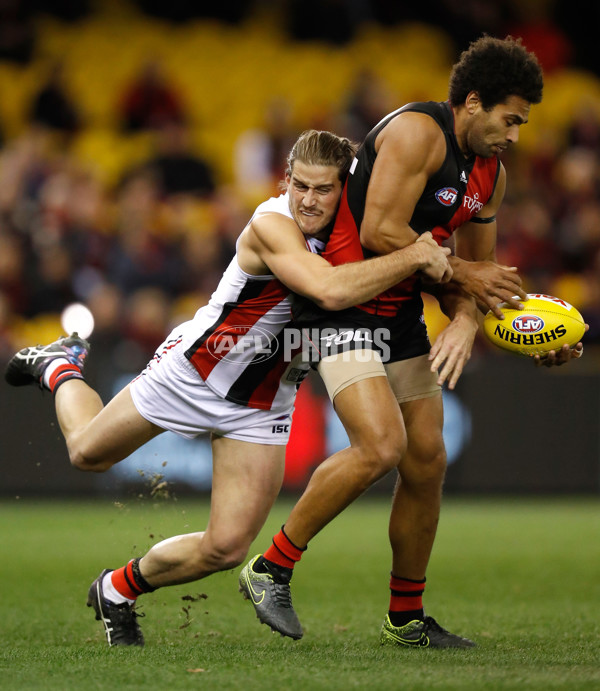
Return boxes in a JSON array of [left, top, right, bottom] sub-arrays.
[[207, 324, 278, 363], [435, 187, 458, 206]]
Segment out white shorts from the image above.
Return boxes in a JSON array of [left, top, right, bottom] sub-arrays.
[[129, 332, 294, 445]]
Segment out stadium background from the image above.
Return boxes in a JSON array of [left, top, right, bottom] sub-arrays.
[[0, 0, 599, 497]]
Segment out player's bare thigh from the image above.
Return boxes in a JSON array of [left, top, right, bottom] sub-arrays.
[[72, 383, 163, 470], [319, 350, 404, 450]]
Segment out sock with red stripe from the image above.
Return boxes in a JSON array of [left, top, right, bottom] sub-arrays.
[[388, 573, 426, 627], [42, 358, 84, 394], [263, 525, 306, 569], [102, 558, 156, 605], [253, 525, 306, 581]]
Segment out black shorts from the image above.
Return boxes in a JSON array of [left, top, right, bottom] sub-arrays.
[[380, 299, 431, 363], [290, 295, 430, 364]]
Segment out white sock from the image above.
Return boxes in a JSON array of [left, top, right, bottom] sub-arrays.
[[42, 358, 70, 390], [102, 571, 136, 605]]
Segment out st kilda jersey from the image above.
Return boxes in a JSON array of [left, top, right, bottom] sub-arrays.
[[323, 100, 501, 317], [183, 193, 324, 410]]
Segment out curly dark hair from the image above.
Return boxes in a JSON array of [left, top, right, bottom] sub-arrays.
[[448, 35, 543, 110]]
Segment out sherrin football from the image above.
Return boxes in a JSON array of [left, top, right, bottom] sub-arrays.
[[483, 293, 585, 357]]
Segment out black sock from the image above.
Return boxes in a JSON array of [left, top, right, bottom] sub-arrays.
[[253, 555, 293, 583], [389, 609, 425, 627]]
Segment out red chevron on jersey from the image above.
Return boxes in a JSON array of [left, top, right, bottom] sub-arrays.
[[322, 101, 501, 318], [431, 156, 499, 245], [187, 278, 289, 379], [184, 269, 299, 410], [322, 185, 365, 266], [369, 155, 499, 317], [181, 191, 325, 411]]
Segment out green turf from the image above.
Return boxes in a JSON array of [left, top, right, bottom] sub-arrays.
[[0, 495, 598, 690]]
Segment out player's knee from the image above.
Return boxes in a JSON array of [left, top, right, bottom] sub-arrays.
[[68, 440, 111, 473], [375, 421, 406, 466], [423, 444, 447, 479], [402, 442, 447, 487], [69, 447, 92, 471], [202, 535, 250, 572], [358, 427, 406, 478]]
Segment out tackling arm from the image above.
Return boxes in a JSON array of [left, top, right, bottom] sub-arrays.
[[238, 213, 452, 312]]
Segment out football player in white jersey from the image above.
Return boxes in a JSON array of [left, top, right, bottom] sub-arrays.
[[5, 130, 452, 647]]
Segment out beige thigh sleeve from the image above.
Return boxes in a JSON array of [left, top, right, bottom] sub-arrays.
[[317, 350, 386, 402], [384, 353, 441, 404]]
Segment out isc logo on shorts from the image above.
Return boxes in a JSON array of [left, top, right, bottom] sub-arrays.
[[271, 414, 291, 434]]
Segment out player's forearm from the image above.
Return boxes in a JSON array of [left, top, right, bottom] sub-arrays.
[[313, 243, 427, 311], [447, 255, 471, 286], [432, 281, 480, 326], [447, 254, 490, 315]]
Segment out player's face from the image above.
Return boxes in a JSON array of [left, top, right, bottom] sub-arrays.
[[468, 95, 531, 158], [286, 161, 343, 239]]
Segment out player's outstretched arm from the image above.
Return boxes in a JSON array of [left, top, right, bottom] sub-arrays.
[[240, 215, 452, 311]]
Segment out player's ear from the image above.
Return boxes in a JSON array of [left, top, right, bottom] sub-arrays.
[[465, 91, 480, 114]]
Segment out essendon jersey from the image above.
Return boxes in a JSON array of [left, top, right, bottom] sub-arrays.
[[324, 100, 501, 317], [183, 193, 324, 411]]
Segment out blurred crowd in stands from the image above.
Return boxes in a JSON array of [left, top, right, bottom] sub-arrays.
[[0, 0, 599, 378]]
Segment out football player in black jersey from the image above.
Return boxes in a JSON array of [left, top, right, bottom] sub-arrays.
[[241, 36, 585, 648]]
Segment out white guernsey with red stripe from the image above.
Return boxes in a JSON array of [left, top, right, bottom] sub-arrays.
[[183, 193, 324, 411]]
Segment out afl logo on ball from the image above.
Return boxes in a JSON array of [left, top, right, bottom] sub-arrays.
[[435, 187, 458, 206], [512, 315, 544, 333]]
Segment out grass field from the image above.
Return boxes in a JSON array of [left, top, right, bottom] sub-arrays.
[[0, 494, 599, 690]]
